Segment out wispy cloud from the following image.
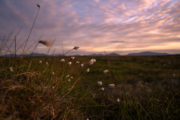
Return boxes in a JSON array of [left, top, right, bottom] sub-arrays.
[[0, 0, 180, 54]]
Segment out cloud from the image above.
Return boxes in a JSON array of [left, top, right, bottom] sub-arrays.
[[94, 0, 101, 3], [0, 0, 180, 54]]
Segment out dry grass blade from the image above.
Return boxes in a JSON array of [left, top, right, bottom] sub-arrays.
[[16, 72, 40, 77], [23, 4, 40, 53], [60, 76, 81, 101]]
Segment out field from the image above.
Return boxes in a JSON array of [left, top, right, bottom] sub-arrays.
[[0, 55, 180, 120]]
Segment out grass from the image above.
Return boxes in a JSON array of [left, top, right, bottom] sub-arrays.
[[0, 55, 180, 120], [1, 3, 179, 119]]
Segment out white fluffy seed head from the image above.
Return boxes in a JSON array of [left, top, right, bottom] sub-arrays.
[[39, 60, 42, 64], [86, 68, 90, 72], [103, 69, 109, 74], [39, 40, 52, 47], [101, 87, 105, 91], [108, 84, 115, 88], [9, 67, 14, 72], [117, 98, 120, 102], [68, 61, 72, 65], [89, 58, 96, 65], [73, 46, 79, 50], [52, 72, 55, 75], [71, 56, 75, 60], [60, 58, 65, 62], [81, 63, 84, 67], [66, 74, 70, 78], [97, 81, 103, 86], [76, 61, 80, 64]]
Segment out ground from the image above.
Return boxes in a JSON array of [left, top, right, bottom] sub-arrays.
[[0, 55, 180, 120]]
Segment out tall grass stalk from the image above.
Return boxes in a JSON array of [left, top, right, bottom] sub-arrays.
[[22, 4, 40, 54], [47, 39, 56, 55], [14, 36, 16, 57]]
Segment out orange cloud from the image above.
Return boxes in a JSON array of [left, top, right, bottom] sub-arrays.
[[0, 0, 180, 55]]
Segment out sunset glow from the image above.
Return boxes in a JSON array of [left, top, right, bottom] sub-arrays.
[[0, 0, 180, 55]]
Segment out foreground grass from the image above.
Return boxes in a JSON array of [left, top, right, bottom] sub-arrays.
[[0, 55, 180, 120]]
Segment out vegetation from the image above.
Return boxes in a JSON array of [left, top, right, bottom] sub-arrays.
[[0, 55, 180, 120], [0, 3, 180, 120]]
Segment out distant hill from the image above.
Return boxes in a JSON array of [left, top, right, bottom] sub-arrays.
[[30, 53, 48, 56], [1, 53, 49, 57], [89, 53, 104, 56], [106, 52, 119, 56], [128, 51, 169, 56], [90, 52, 119, 56]]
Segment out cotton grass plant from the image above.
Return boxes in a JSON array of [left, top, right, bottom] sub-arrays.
[[0, 4, 156, 118], [0, 3, 109, 120], [0, 3, 86, 119], [1, 49, 180, 120], [0, 2, 180, 120]]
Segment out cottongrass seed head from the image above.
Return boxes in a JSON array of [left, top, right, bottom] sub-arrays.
[[60, 58, 65, 62], [86, 68, 90, 72], [81, 63, 84, 67], [103, 69, 109, 74], [117, 98, 120, 103], [9, 67, 14, 72], [97, 81, 103, 86], [39, 60, 42, 64], [101, 87, 105, 91], [52, 72, 55, 75], [36, 4, 40, 8], [68, 61, 72, 66], [66, 74, 70, 78], [73, 46, 79, 50], [89, 58, 96, 65], [108, 84, 115, 88], [67, 75, 73, 82], [76, 61, 80, 64], [71, 56, 75, 60], [39, 40, 52, 47]]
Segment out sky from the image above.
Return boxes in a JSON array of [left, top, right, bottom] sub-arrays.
[[0, 0, 180, 55]]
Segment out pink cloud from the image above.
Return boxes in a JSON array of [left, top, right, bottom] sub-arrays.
[[1, 0, 180, 54]]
